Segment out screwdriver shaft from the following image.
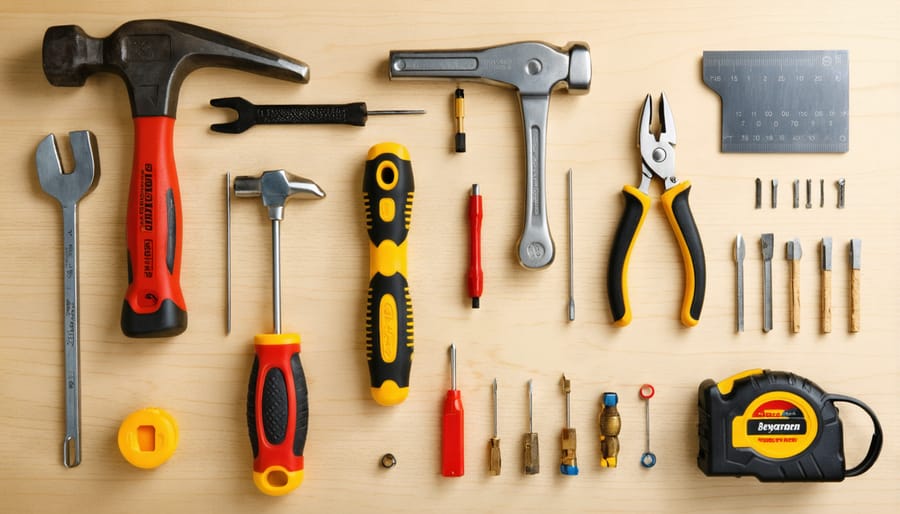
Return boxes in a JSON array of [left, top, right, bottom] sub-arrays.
[[568, 169, 575, 321], [368, 109, 427, 116]]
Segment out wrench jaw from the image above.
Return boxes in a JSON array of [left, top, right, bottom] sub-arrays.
[[210, 97, 257, 134], [36, 131, 100, 205]]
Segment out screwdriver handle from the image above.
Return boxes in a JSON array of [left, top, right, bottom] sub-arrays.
[[364, 143, 415, 406], [442, 389, 465, 476], [247, 333, 308, 496], [254, 102, 370, 126], [468, 185, 483, 308]]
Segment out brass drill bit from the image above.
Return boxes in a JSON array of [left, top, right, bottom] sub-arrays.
[[489, 378, 501, 475], [523, 379, 540, 475]]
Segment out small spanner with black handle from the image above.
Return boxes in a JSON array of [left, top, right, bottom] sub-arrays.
[[210, 96, 423, 133], [36, 130, 100, 468]]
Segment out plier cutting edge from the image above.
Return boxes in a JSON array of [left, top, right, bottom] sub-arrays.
[[607, 93, 706, 327]]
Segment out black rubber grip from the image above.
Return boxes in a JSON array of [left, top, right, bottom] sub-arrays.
[[256, 103, 368, 126], [607, 188, 647, 324], [668, 185, 706, 323], [363, 151, 414, 245], [120, 298, 187, 338], [246, 350, 308, 458], [366, 273, 413, 389]]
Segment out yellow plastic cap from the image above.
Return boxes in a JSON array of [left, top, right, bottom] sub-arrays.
[[118, 407, 179, 469]]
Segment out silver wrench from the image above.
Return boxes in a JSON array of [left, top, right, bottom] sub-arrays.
[[36, 130, 100, 468], [389, 42, 591, 269]]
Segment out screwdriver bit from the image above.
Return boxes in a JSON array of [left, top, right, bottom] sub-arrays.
[[771, 179, 778, 208]]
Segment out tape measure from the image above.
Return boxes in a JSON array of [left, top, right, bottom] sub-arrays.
[[703, 50, 849, 153], [698, 369, 882, 482]]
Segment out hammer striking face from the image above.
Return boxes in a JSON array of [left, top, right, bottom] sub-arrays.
[[42, 20, 309, 337]]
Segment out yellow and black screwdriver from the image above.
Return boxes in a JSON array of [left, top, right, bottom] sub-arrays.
[[363, 143, 415, 406]]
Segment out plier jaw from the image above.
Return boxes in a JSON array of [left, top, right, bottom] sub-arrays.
[[607, 93, 706, 328], [637, 93, 678, 193]]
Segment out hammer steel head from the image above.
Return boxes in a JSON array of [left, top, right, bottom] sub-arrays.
[[234, 170, 325, 221], [43, 20, 309, 117], [389, 41, 591, 96]]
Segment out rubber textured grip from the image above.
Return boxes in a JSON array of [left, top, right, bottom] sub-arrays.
[[661, 181, 706, 326], [363, 143, 414, 406], [247, 333, 307, 496], [607, 185, 650, 326], [441, 390, 465, 477], [122, 116, 187, 338], [256, 103, 368, 126]]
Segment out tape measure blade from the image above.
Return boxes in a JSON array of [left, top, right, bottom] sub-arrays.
[[703, 50, 849, 153]]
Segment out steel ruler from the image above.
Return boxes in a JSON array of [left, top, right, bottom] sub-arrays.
[[703, 50, 849, 153]]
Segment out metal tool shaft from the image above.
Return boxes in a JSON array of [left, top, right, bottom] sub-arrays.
[[567, 169, 575, 321], [762, 234, 774, 332], [62, 203, 81, 468], [271, 219, 282, 334], [735, 234, 745, 332]]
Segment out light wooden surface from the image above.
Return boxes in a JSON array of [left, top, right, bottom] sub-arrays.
[[1, 1, 898, 512]]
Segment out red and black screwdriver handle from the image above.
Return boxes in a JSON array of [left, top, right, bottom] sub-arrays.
[[364, 143, 415, 406], [247, 333, 308, 495], [122, 117, 187, 337], [607, 181, 706, 327]]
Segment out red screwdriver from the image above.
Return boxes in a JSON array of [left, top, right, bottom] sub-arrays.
[[468, 185, 483, 308], [442, 343, 464, 477]]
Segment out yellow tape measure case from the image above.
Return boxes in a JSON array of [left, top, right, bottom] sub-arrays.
[[697, 369, 882, 482]]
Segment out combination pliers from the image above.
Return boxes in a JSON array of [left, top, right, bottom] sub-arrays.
[[607, 93, 706, 327]]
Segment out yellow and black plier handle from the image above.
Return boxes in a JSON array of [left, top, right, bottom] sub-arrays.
[[607, 93, 706, 327]]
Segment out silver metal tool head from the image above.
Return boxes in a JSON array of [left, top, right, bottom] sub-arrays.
[[761, 233, 774, 260], [36, 131, 100, 206], [735, 234, 745, 261], [638, 93, 677, 190], [234, 169, 325, 221], [389, 41, 591, 95], [786, 238, 802, 260], [821, 237, 833, 271], [851, 238, 862, 269], [389, 41, 591, 271]]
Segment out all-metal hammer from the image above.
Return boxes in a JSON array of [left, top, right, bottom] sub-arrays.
[[389, 42, 592, 269], [42, 20, 310, 338]]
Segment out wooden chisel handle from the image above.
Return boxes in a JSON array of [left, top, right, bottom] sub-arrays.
[[791, 260, 800, 333], [821, 269, 832, 333], [850, 268, 860, 332]]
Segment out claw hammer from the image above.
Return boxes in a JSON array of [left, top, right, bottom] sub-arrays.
[[389, 42, 591, 269], [42, 20, 309, 337]]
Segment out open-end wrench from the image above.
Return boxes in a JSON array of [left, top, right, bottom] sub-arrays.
[[36, 131, 100, 468], [389, 42, 591, 269]]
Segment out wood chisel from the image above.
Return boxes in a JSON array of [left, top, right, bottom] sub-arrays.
[[703, 50, 849, 153]]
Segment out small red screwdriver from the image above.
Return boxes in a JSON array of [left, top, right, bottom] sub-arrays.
[[468, 185, 483, 308], [441, 343, 464, 476]]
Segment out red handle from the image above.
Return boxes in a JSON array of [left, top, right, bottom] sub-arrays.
[[248, 333, 308, 495], [441, 390, 464, 477], [468, 187, 483, 308], [121, 116, 187, 337]]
